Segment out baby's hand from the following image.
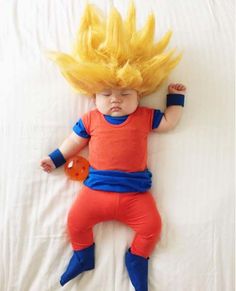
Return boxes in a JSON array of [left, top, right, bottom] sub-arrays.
[[40, 156, 56, 173], [168, 83, 186, 95]]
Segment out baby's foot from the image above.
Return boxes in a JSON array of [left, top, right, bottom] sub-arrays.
[[60, 244, 95, 286]]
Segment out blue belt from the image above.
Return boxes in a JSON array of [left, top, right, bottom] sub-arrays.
[[83, 166, 152, 193]]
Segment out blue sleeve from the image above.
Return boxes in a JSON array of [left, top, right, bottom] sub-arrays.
[[152, 109, 164, 129], [73, 119, 90, 138]]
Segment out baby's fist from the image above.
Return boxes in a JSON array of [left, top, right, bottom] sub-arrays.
[[40, 156, 56, 173], [168, 83, 186, 94]]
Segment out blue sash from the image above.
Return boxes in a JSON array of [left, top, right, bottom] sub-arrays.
[[83, 166, 152, 193]]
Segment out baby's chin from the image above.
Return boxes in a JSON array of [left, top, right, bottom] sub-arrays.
[[97, 107, 138, 117], [109, 111, 127, 117]]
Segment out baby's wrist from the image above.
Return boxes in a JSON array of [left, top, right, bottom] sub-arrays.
[[166, 93, 185, 107], [48, 148, 66, 168]]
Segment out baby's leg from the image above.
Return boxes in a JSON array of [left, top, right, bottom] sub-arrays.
[[118, 192, 161, 291], [67, 186, 117, 250], [118, 192, 162, 258], [61, 186, 117, 286]]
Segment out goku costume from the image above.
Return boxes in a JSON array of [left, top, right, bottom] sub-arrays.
[[59, 106, 163, 290]]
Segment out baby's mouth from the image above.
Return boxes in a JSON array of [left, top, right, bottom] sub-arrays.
[[111, 106, 121, 112]]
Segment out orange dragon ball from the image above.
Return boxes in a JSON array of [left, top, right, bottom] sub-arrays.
[[64, 156, 89, 181]]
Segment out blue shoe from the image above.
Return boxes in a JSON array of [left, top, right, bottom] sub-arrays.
[[125, 249, 148, 291], [60, 243, 95, 286]]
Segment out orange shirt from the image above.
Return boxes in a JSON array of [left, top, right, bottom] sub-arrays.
[[82, 106, 154, 172]]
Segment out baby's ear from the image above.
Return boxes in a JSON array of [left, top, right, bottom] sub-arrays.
[[92, 94, 96, 104], [137, 93, 142, 102]]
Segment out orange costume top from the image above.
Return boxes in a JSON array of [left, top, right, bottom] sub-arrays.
[[78, 106, 156, 193], [81, 106, 154, 172]]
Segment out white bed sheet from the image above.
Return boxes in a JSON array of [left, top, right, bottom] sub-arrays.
[[0, 0, 234, 290]]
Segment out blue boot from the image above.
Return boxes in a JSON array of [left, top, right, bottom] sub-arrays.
[[60, 243, 95, 286], [125, 249, 148, 291]]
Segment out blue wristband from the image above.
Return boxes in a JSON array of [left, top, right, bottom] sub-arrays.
[[167, 94, 185, 107], [48, 148, 66, 168]]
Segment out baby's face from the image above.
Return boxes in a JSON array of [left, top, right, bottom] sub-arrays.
[[94, 88, 139, 116]]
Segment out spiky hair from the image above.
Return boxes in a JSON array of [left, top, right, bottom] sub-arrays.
[[48, 1, 182, 97]]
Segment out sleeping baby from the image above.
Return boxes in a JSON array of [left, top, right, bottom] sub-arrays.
[[40, 3, 186, 291]]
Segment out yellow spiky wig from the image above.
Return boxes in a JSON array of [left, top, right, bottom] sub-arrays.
[[48, 1, 182, 97]]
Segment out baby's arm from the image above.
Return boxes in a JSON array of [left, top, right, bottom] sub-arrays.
[[154, 83, 186, 133], [40, 132, 89, 173]]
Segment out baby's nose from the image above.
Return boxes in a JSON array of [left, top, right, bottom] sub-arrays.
[[111, 95, 122, 103]]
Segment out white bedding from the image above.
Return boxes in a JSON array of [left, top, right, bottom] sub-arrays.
[[0, 0, 234, 290]]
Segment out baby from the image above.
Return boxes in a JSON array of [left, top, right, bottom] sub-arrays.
[[40, 3, 186, 291], [41, 84, 186, 288]]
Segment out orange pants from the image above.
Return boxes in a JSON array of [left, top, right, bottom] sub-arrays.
[[67, 186, 162, 258]]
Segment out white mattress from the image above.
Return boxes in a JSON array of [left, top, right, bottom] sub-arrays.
[[0, 0, 234, 290]]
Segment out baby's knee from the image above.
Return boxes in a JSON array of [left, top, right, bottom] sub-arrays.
[[67, 208, 86, 232], [144, 214, 162, 238]]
